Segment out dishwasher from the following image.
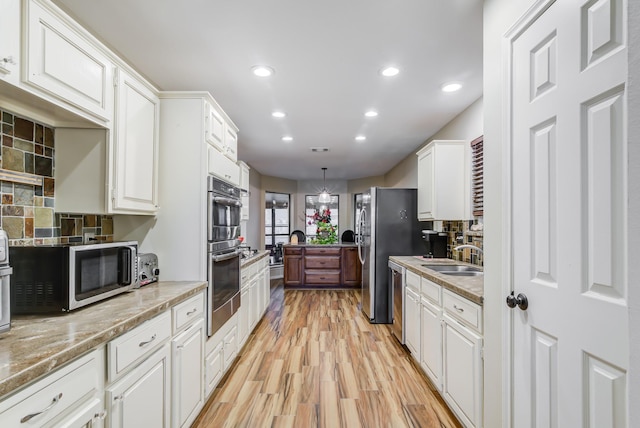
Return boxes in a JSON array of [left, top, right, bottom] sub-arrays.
[[388, 260, 405, 344]]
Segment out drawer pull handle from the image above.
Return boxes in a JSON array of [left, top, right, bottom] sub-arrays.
[[114, 394, 124, 401], [94, 410, 107, 421], [139, 334, 157, 347], [21, 393, 63, 423], [186, 308, 197, 316], [453, 304, 464, 313]]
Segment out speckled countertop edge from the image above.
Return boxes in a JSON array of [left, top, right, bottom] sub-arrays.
[[0, 281, 207, 398], [389, 256, 484, 305], [241, 250, 269, 267]]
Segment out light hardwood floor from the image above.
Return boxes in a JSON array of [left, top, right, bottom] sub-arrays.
[[193, 286, 462, 428]]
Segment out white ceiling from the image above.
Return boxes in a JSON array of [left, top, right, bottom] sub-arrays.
[[52, 0, 483, 181]]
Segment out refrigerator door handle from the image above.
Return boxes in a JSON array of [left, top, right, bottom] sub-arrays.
[[357, 208, 366, 264]]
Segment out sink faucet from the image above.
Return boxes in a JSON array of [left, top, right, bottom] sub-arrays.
[[453, 244, 483, 254]]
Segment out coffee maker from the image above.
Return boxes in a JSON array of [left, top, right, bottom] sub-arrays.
[[421, 230, 448, 258]]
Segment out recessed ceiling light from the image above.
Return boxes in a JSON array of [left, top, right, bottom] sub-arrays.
[[364, 110, 378, 118], [282, 136, 293, 142], [442, 82, 463, 92], [251, 65, 274, 77], [355, 135, 366, 141], [380, 66, 400, 77], [272, 111, 286, 118]]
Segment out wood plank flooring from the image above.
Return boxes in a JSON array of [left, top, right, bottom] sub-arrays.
[[193, 286, 461, 428]]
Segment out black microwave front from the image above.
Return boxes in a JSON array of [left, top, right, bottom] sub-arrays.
[[9, 241, 138, 313]]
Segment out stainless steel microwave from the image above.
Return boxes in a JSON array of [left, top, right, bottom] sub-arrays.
[[9, 241, 138, 313]]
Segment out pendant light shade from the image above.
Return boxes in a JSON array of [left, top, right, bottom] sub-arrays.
[[318, 167, 331, 203]]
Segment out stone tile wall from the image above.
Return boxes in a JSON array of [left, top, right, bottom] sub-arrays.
[[442, 220, 484, 266], [0, 109, 114, 246]]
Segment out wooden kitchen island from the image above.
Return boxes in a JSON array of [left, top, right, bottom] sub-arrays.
[[283, 244, 361, 288]]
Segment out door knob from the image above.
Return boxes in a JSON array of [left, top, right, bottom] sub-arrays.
[[506, 291, 528, 310]]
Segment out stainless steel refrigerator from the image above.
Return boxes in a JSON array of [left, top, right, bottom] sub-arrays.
[[357, 187, 424, 323]]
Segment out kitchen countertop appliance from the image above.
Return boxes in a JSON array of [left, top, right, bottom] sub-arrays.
[[357, 187, 424, 323], [0, 230, 12, 333], [137, 253, 159, 286]]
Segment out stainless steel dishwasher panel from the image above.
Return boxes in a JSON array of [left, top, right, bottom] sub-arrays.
[[389, 260, 405, 344]]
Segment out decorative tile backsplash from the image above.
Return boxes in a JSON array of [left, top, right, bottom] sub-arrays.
[[0, 109, 114, 246], [442, 220, 483, 266]]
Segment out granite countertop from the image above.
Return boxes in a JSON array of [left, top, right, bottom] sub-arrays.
[[389, 256, 483, 305], [240, 250, 269, 267], [0, 280, 207, 398]]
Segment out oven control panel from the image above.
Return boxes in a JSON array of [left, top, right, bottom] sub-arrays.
[[138, 253, 159, 286]]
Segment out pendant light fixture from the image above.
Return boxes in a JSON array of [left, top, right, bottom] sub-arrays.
[[318, 167, 331, 203]]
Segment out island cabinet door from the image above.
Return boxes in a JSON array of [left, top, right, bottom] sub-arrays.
[[341, 247, 362, 287], [283, 247, 303, 286]]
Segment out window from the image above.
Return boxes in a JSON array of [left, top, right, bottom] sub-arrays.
[[305, 195, 339, 238], [265, 192, 290, 249], [471, 136, 484, 217]]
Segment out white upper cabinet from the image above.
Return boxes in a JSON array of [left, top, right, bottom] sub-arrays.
[[111, 68, 159, 213], [205, 101, 225, 151], [224, 125, 238, 162], [23, 0, 114, 123], [416, 140, 470, 221], [0, 0, 20, 84], [238, 161, 250, 221]]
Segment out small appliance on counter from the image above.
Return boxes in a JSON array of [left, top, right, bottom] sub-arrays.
[[137, 253, 159, 286], [421, 230, 448, 258], [0, 229, 12, 333]]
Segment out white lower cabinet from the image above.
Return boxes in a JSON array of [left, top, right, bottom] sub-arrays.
[[0, 349, 104, 428], [106, 343, 171, 428], [238, 285, 250, 345], [403, 269, 484, 428], [171, 319, 204, 428], [420, 297, 443, 390], [443, 315, 483, 428], [205, 342, 224, 397]]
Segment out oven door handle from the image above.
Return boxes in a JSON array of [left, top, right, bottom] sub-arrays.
[[212, 196, 242, 207], [211, 249, 242, 262]]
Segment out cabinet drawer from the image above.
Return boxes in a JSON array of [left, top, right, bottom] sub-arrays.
[[421, 277, 441, 305], [0, 350, 101, 427], [173, 292, 205, 334], [241, 262, 259, 284], [305, 256, 340, 269], [305, 247, 341, 256], [405, 269, 421, 293], [442, 290, 482, 333], [108, 311, 171, 380], [304, 271, 340, 285], [284, 247, 303, 255]]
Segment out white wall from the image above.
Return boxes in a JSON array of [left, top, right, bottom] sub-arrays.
[[483, 1, 538, 426], [384, 97, 483, 188]]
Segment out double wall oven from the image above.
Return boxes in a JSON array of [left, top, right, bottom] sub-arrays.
[[207, 176, 242, 336]]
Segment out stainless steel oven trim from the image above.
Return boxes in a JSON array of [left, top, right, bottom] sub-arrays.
[[68, 241, 138, 311], [207, 246, 241, 336]]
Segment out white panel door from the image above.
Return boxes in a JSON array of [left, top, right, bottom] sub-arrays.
[[509, 1, 628, 427]]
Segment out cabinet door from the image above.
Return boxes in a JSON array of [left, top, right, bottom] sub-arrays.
[[208, 146, 240, 185], [51, 397, 105, 428], [223, 326, 237, 370], [112, 68, 159, 213], [238, 286, 249, 345], [341, 247, 361, 286], [24, 0, 114, 122], [248, 279, 258, 331], [421, 298, 443, 391], [283, 255, 303, 286], [404, 288, 421, 360], [205, 102, 225, 151], [106, 344, 170, 428], [417, 146, 435, 220], [262, 263, 270, 314], [442, 315, 483, 428], [172, 319, 204, 428], [224, 126, 238, 162], [205, 343, 224, 397], [0, 0, 20, 85]]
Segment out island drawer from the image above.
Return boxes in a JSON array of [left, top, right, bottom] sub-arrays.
[[305, 256, 340, 269], [304, 271, 341, 284], [305, 247, 341, 256], [284, 247, 303, 255], [108, 311, 171, 381]]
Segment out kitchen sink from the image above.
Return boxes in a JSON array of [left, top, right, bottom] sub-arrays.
[[421, 264, 482, 273], [438, 271, 483, 277]]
